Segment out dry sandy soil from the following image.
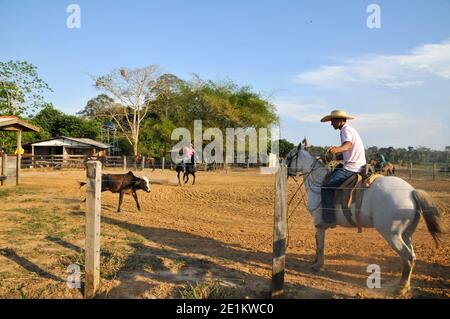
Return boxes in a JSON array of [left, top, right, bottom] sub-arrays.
[[0, 168, 448, 299]]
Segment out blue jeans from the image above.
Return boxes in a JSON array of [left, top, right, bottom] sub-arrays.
[[321, 167, 356, 223]]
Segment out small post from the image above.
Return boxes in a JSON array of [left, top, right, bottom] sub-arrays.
[[123, 156, 127, 171], [1, 153, 6, 186], [433, 163, 436, 180], [16, 129, 22, 185], [141, 156, 145, 171], [161, 157, 165, 172], [31, 145, 35, 168], [85, 161, 102, 298], [271, 164, 287, 298], [409, 162, 413, 180]]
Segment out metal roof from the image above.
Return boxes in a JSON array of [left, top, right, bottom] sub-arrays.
[[31, 136, 110, 149], [0, 116, 40, 132]]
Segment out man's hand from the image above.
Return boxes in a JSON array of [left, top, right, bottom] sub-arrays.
[[327, 142, 352, 154], [328, 147, 337, 154]]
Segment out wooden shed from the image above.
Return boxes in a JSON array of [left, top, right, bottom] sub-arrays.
[[27, 136, 110, 157], [0, 116, 40, 186]]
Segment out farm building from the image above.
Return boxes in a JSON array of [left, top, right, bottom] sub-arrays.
[[24, 136, 110, 157], [0, 116, 40, 185]]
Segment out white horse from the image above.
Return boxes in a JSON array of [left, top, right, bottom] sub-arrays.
[[284, 141, 444, 295]]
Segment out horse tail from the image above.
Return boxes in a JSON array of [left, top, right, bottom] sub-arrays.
[[412, 189, 445, 247], [392, 164, 396, 175]]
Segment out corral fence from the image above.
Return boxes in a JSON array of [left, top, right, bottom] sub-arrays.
[[16, 155, 450, 179], [394, 162, 450, 180], [18, 154, 273, 172]]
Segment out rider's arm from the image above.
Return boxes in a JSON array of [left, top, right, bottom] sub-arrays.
[[329, 141, 352, 154]]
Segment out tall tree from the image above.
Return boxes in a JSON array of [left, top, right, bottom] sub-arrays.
[[77, 94, 115, 120], [0, 60, 52, 116], [94, 65, 160, 156]]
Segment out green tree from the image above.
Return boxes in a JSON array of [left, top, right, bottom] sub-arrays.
[[77, 94, 114, 120], [32, 104, 101, 139], [0, 60, 52, 116], [275, 139, 295, 158]]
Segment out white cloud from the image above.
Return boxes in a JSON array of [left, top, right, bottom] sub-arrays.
[[296, 40, 450, 89], [273, 99, 327, 123], [277, 106, 447, 149]]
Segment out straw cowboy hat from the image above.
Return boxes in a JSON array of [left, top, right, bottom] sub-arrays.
[[320, 109, 355, 122]]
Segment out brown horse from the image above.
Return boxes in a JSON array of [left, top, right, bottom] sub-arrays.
[[369, 159, 395, 176]]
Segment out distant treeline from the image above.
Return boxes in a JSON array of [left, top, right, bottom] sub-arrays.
[[277, 139, 450, 165]]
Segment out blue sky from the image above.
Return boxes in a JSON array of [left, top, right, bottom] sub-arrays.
[[1, 0, 449, 149]]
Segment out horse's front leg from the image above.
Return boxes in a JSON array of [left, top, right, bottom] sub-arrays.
[[312, 227, 326, 271]]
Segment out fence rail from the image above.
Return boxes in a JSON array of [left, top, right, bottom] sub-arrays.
[[14, 155, 450, 179]]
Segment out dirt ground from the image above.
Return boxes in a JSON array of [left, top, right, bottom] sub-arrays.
[[0, 168, 448, 299]]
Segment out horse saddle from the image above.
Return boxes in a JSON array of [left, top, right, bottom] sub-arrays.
[[335, 171, 384, 233]]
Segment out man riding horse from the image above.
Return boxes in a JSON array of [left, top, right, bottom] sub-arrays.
[[319, 109, 367, 229], [182, 143, 197, 173], [376, 152, 387, 171]]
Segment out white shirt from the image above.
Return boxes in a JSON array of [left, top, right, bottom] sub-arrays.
[[340, 123, 366, 173]]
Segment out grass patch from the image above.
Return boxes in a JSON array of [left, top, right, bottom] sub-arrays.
[[0, 186, 41, 200], [178, 281, 234, 299], [19, 198, 38, 203], [9, 207, 67, 236], [0, 188, 12, 198], [124, 235, 145, 245], [15, 187, 41, 196]]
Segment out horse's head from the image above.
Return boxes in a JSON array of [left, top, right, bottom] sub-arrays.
[[283, 139, 312, 176]]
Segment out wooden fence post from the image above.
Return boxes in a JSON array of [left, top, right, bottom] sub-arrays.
[[271, 164, 287, 298], [16, 129, 22, 185], [409, 162, 413, 180], [433, 163, 436, 180], [123, 156, 127, 171], [1, 154, 6, 186], [141, 156, 146, 171], [85, 161, 102, 298]]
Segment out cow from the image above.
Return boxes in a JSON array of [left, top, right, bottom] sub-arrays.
[[79, 171, 151, 212]]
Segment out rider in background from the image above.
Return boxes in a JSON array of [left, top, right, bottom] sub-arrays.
[[319, 110, 367, 229], [377, 152, 387, 171], [182, 143, 197, 173]]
